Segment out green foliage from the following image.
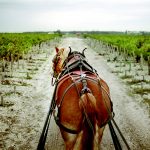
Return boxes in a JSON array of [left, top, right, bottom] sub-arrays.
[[85, 33, 150, 60], [0, 33, 59, 60]]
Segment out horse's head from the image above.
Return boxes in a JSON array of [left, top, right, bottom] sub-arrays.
[[52, 47, 67, 78], [52, 47, 87, 78]]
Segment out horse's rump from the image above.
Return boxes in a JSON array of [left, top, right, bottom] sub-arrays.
[[55, 71, 112, 132]]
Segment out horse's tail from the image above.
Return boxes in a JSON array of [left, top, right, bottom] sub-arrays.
[[79, 92, 99, 149], [79, 92, 97, 129]]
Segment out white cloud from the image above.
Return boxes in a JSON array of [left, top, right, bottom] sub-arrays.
[[0, 0, 150, 32]]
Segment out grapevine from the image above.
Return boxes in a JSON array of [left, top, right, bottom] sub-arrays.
[[0, 33, 60, 60]]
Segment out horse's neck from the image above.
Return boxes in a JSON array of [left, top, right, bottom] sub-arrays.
[[59, 51, 68, 68], [62, 52, 68, 63], [61, 49, 71, 62]]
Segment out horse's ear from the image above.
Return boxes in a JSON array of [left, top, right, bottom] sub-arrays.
[[55, 47, 59, 53], [82, 48, 87, 57], [69, 47, 72, 54]]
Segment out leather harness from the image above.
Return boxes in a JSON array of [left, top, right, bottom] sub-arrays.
[[52, 51, 113, 134]]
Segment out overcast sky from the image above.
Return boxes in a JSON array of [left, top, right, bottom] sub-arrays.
[[0, 0, 150, 32]]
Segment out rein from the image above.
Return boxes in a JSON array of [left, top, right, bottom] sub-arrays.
[[109, 119, 131, 150], [37, 84, 57, 150]]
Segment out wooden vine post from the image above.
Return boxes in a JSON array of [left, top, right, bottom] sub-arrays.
[[148, 56, 150, 75], [10, 54, 14, 77], [2, 57, 5, 80], [17, 54, 20, 69], [140, 54, 144, 70], [2, 57, 5, 72], [0, 95, 4, 106], [22, 51, 25, 69]]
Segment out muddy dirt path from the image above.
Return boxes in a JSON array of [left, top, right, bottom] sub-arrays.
[[0, 37, 150, 150], [45, 37, 150, 150]]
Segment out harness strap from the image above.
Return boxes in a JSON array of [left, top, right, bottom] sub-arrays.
[[60, 59, 96, 78], [54, 116, 80, 134], [53, 70, 114, 138], [80, 74, 92, 95], [53, 73, 85, 134], [63, 52, 85, 66]]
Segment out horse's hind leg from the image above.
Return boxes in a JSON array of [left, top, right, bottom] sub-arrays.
[[93, 125, 105, 150], [98, 126, 105, 142], [60, 130, 78, 150]]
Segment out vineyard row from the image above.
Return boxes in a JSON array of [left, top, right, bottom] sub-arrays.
[[0, 33, 60, 61], [83, 33, 150, 61]]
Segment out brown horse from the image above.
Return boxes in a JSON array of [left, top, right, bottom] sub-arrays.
[[52, 47, 113, 150]]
